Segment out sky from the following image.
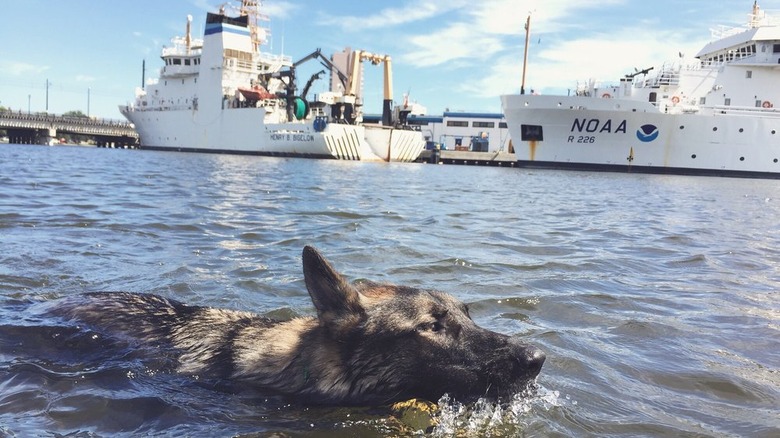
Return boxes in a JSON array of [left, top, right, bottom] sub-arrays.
[[1, 0, 777, 120]]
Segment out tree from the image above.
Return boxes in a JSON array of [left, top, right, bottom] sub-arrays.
[[63, 110, 88, 118]]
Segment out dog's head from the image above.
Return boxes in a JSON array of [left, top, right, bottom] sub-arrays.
[[302, 246, 545, 405]]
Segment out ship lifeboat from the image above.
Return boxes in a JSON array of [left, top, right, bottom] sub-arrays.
[[238, 85, 275, 101]]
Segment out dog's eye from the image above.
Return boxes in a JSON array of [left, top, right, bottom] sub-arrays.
[[416, 321, 444, 333]]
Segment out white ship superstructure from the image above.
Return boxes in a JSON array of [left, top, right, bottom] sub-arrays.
[[119, 1, 423, 162], [501, 2, 780, 178]]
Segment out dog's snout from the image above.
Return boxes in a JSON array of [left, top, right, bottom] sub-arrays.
[[507, 337, 545, 378], [521, 346, 546, 377]]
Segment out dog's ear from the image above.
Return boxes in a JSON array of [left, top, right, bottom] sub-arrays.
[[302, 246, 365, 331]]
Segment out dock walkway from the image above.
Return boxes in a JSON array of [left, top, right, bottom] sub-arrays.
[[417, 149, 517, 166]]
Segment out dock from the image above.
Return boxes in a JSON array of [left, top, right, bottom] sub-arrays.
[[417, 149, 518, 166]]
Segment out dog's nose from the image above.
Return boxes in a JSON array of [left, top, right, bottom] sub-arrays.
[[508, 336, 545, 378], [509, 337, 547, 379], [522, 346, 546, 377]]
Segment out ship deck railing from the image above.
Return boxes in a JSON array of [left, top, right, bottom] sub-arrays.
[[708, 105, 780, 118], [125, 104, 195, 112]]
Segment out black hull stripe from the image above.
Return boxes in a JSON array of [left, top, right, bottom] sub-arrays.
[[515, 160, 780, 180], [138, 145, 337, 160]]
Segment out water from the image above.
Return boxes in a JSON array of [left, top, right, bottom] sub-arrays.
[[1, 143, 778, 437]]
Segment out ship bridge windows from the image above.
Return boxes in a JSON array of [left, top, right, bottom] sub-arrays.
[[224, 49, 253, 61], [702, 44, 757, 65], [224, 49, 253, 70], [446, 121, 468, 127], [473, 121, 495, 128], [774, 44, 780, 53], [164, 57, 200, 66]]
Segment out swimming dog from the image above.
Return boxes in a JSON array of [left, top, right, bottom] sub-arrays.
[[56, 246, 545, 405]]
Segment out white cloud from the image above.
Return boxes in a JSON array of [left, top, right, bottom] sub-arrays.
[[318, 0, 468, 31], [398, 0, 629, 69], [459, 24, 708, 101], [262, 1, 299, 20], [0, 61, 50, 76], [470, 0, 625, 35], [391, 0, 721, 106], [402, 23, 505, 66]]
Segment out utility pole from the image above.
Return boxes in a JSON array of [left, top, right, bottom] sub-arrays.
[[45, 79, 52, 112], [87, 87, 91, 117]]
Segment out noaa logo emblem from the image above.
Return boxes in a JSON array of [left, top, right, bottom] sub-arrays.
[[636, 124, 659, 142]]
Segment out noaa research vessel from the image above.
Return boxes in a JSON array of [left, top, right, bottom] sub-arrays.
[[119, 1, 424, 162], [501, 2, 780, 178]]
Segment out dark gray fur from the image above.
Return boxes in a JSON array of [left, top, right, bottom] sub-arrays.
[[55, 246, 545, 405]]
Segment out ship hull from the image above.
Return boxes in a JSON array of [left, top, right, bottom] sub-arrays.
[[501, 95, 780, 179], [120, 106, 425, 162], [120, 106, 371, 160], [363, 124, 426, 162]]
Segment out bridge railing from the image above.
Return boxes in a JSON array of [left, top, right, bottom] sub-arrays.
[[0, 109, 134, 129]]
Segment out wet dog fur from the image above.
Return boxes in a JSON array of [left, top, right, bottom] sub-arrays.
[[55, 246, 545, 405]]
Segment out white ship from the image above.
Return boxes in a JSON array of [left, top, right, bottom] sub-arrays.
[[501, 2, 780, 178], [119, 1, 424, 162]]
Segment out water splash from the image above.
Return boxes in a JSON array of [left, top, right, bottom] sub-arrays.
[[432, 384, 566, 437]]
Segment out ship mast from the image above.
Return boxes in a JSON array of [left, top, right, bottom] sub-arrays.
[[521, 14, 531, 95], [749, 1, 762, 28], [238, 0, 266, 53], [185, 14, 192, 54]]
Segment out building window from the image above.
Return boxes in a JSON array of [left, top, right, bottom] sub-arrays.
[[173, 58, 182, 65], [446, 121, 468, 127], [773, 44, 780, 53], [472, 121, 495, 128], [185, 59, 191, 66], [499, 122, 508, 128]]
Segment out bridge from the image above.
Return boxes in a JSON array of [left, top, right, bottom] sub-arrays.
[[0, 110, 138, 147]]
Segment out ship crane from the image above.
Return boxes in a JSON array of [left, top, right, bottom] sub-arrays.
[[263, 48, 353, 122], [625, 66, 654, 79], [301, 70, 326, 100], [292, 48, 350, 90], [347, 50, 395, 126]]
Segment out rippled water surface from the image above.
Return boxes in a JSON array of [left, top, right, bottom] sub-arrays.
[[1, 143, 778, 437]]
